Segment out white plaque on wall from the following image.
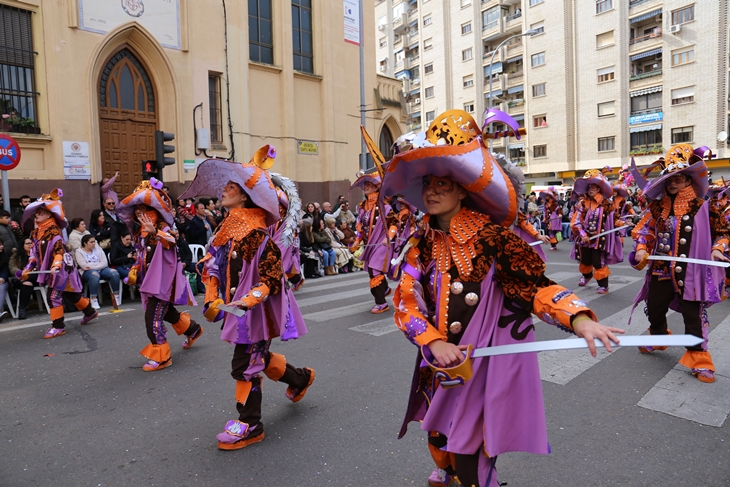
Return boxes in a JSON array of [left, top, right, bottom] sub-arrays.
[[78, 0, 181, 50]]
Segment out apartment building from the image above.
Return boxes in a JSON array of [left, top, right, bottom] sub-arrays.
[[375, 0, 730, 185]]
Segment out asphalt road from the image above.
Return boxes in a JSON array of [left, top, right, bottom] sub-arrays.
[[1, 239, 729, 487]]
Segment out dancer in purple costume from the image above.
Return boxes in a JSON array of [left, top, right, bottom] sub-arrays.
[[381, 109, 623, 487]]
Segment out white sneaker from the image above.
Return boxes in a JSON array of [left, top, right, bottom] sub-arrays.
[[90, 297, 100, 310]]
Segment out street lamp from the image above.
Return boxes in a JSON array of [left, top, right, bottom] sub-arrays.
[[487, 29, 540, 151]]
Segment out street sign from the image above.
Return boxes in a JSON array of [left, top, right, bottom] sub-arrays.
[[0, 134, 21, 170]]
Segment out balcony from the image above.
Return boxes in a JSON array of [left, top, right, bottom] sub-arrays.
[[393, 13, 407, 33], [408, 8, 418, 21], [629, 28, 661, 54], [629, 0, 662, 12], [482, 19, 503, 40], [405, 55, 420, 69], [506, 41, 523, 57], [629, 69, 662, 89], [504, 12, 522, 32], [507, 102, 524, 115], [483, 48, 501, 63]]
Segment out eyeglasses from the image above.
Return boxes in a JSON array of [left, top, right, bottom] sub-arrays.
[[106, 202, 116, 206]]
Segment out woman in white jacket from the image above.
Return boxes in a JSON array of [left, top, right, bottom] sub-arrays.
[[74, 234, 120, 309], [68, 218, 90, 255]]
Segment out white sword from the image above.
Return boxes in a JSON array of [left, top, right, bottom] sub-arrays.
[[217, 304, 247, 317], [647, 255, 730, 268], [469, 334, 702, 358], [589, 225, 630, 240]]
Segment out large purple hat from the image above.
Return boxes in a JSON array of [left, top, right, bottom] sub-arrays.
[[539, 186, 558, 202], [380, 110, 519, 226], [349, 168, 382, 192], [21, 189, 67, 234], [117, 178, 175, 229], [181, 145, 280, 226], [612, 183, 628, 198], [643, 144, 711, 200], [573, 169, 613, 198]]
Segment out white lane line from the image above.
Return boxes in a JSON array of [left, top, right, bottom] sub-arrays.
[[0, 308, 136, 333], [303, 297, 393, 322], [349, 317, 398, 336], [296, 276, 369, 294], [295, 287, 388, 308], [538, 306, 673, 385], [545, 271, 579, 283], [637, 314, 730, 427]]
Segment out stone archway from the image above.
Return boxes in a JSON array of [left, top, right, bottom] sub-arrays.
[[98, 47, 157, 197]]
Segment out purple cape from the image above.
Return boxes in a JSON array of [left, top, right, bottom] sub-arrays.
[[138, 236, 196, 306], [205, 237, 308, 347]]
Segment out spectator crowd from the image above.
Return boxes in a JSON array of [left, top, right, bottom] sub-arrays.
[[0, 188, 364, 322]]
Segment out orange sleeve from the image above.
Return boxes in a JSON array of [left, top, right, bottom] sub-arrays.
[[533, 285, 597, 332], [393, 246, 444, 347], [631, 209, 655, 253]]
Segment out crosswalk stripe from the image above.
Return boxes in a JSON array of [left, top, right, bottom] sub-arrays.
[[303, 299, 392, 322], [349, 318, 398, 336], [637, 314, 730, 427], [538, 307, 674, 385], [0, 308, 137, 334], [296, 275, 369, 294]]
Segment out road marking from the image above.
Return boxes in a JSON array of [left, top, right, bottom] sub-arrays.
[[0, 308, 136, 334], [349, 317, 398, 336], [304, 300, 388, 322], [296, 275, 369, 294], [637, 314, 730, 427], [295, 286, 389, 308]]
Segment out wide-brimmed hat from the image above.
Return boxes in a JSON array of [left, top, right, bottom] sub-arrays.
[[706, 178, 729, 199], [642, 144, 711, 200], [117, 178, 174, 229], [181, 145, 280, 226], [379, 109, 520, 227], [349, 168, 382, 192], [22, 189, 67, 234], [573, 169, 613, 198], [539, 186, 558, 202], [612, 183, 628, 198]]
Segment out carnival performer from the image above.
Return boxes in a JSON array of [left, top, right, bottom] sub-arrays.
[[513, 210, 550, 261], [707, 180, 730, 293], [19, 190, 99, 338], [570, 170, 624, 294], [539, 187, 562, 251], [269, 172, 304, 291], [380, 109, 622, 487], [350, 168, 394, 313], [630, 145, 729, 383], [117, 179, 202, 372], [184, 146, 314, 451]]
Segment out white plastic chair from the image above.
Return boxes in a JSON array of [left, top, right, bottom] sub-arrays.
[[14, 270, 51, 316], [189, 244, 206, 263]]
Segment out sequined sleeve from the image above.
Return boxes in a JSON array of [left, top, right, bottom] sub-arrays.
[[631, 208, 656, 253], [491, 225, 597, 331], [51, 238, 66, 268], [570, 201, 586, 238], [238, 232, 283, 309], [393, 244, 444, 347], [517, 212, 540, 239], [709, 202, 730, 252]]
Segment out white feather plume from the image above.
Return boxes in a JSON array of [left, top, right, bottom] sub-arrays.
[[270, 172, 301, 249]]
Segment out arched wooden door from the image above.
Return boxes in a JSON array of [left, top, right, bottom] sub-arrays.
[[379, 124, 394, 160], [98, 48, 157, 198]]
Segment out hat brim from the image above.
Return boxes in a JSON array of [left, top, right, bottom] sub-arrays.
[[380, 138, 518, 226], [118, 189, 175, 229], [21, 200, 66, 235], [643, 162, 709, 200], [574, 177, 612, 198], [181, 159, 280, 226], [349, 173, 382, 192]]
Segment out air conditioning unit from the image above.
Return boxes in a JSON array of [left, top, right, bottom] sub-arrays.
[[379, 65, 387, 72], [414, 98, 421, 104], [378, 24, 386, 31], [669, 24, 681, 34]]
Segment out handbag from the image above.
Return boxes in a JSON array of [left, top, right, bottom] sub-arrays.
[[99, 238, 111, 250], [185, 271, 198, 295]]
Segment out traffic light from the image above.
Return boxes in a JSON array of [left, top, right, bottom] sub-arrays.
[[142, 160, 158, 180], [154, 130, 175, 170]]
